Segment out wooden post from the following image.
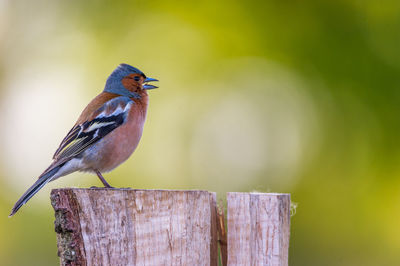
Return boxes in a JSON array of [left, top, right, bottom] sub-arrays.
[[51, 188, 218, 266], [227, 192, 291, 266]]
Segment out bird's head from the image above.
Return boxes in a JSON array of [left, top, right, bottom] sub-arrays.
[[104, 63, 158, 98]]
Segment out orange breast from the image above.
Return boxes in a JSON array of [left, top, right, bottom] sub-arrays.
[[82, 96, 149, 172]]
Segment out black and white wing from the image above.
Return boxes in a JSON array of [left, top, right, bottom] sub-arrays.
[[53, 96, 133, 161]]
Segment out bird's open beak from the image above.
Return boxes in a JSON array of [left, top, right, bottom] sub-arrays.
[[143, 77, 158, 90]]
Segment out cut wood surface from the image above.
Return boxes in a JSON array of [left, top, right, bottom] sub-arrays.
[[227, 192, 291, 266], [51, 188, 218, 266]]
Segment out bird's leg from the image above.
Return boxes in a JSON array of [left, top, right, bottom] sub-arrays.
[[94, 169, 114, 188]]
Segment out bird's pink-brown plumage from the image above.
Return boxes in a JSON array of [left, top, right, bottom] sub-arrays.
[[79, 91, 149, 172]]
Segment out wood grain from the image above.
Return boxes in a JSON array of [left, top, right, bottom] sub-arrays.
[[227, 192, 291, 266], [51, 188, 218, 266]]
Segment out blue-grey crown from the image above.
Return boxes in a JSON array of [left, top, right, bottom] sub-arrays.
[[103, 64, 145, 98], [108, 64, 145, 80], [111, 64, 145, 78]]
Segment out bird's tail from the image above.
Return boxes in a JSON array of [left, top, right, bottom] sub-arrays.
[[9, 164, 63, 217]]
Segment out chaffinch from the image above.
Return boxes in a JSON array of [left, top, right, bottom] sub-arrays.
[[9, 63, 158, 217]]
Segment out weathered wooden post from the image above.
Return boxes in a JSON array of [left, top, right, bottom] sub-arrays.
[[51, 188, 218, 266], [51, 189, 291, 266], [227, 192, 291, 266]]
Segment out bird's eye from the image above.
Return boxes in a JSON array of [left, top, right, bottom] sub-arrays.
[[134, 76, 140, 82]]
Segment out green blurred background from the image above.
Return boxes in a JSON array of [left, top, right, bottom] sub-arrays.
[[1, 0, 399, 265]]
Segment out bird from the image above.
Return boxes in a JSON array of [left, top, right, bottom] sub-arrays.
[[9, 63, 158, 217]]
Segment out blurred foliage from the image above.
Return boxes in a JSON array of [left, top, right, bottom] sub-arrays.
[[0, 0, 400, 265]]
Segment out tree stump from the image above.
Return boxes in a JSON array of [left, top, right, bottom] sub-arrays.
[[51, 188, 218, 266], [227, 192, 291, 266]]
